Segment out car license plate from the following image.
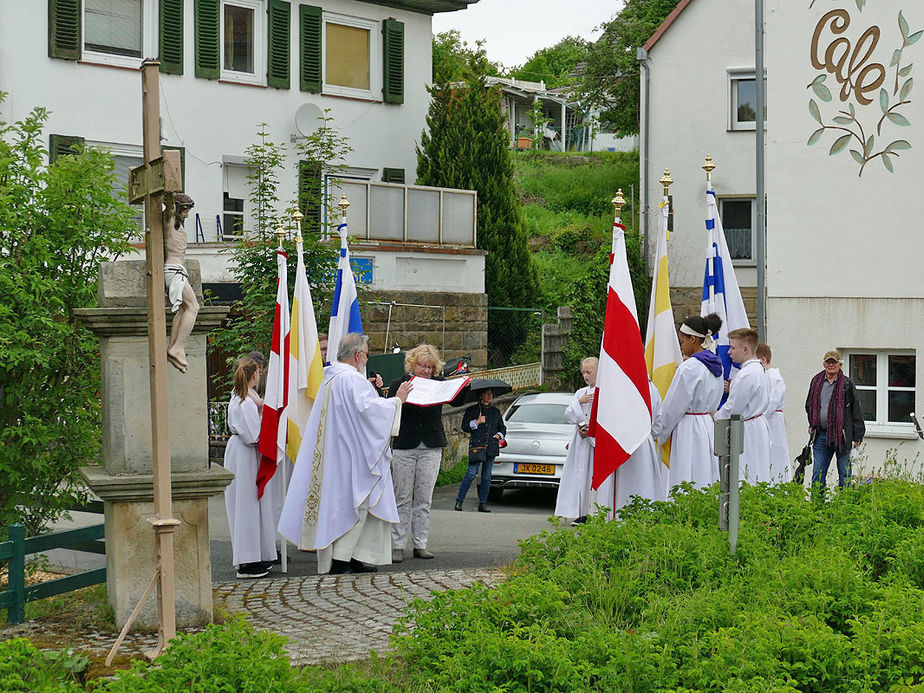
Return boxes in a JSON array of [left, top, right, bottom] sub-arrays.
[[514, 463, 555, 475]]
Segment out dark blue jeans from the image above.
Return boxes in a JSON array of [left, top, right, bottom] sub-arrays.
[[457, 458, 494, 504], [811, 429, 851, 492]]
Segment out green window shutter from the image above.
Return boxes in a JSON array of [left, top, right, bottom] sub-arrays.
[[48, 0, 81, 61], [299, 5, 322, 93], [162, 145, 186, 189], [159, 0, 184, 75], [382, 19, 404, 104], [48, 134, 85, 163], [298, 160, 322, 229], [194, 0, 220, 79], [382, 168, 405, 184], [267, 0, 290, 89]]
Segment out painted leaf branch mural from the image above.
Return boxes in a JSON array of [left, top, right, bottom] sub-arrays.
[[806, 5, 921, 176]]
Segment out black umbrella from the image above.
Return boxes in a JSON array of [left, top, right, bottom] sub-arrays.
[[464, 378, 513, 402]]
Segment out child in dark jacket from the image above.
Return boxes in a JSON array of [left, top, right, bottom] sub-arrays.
[[455, 388, 506, 512]]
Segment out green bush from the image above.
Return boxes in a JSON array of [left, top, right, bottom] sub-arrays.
[[389, 480, 924, 691], [0, 638, 85, 692]]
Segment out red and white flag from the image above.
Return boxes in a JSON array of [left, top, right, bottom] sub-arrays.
[[588, 211, 652, 490], [256, 249, 290, 498]]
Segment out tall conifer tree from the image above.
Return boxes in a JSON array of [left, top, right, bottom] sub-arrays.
[[417, 78, 539, 362]]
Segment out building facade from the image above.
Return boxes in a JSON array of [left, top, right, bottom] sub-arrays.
[[640, 0, 923, 474]]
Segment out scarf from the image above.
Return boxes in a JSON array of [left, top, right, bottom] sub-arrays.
[[690, 350, 724, 377], [807, 370, 847, 450]]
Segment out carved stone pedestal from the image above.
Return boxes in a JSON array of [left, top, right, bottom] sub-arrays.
[[76, 260, 232, 630]]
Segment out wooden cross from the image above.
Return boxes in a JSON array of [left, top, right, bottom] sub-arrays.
[[109, 58, 180, 664]]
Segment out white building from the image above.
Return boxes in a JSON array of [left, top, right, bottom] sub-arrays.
[[0, 0, 484, 307], [640, 0, 923, 474]]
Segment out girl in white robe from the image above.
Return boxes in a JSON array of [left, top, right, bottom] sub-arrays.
[[610, 380, 667, 512], [224, 358, 278, 578], [652, 314, 725, 494], [758, 344, 791, 484], [554, 357, 597, 520]]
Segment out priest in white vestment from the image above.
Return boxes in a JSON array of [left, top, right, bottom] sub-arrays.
[[278, 333, 412, 574]]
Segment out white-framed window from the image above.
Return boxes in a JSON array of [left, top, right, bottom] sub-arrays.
[[846, 350, 917, 437], [719, 196, 755, 264], [83, 0, 155, 68], [323, 13, 380, 99], [86, 140, 144, 236], [728, 68, 766, 131], [222, 161, 254, 240], [221, 0, 265, 85]]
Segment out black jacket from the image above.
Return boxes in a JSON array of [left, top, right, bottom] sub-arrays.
[[388, 375, 468, 449], [461, 403, 506, 459], [805, 374, 866, 449]]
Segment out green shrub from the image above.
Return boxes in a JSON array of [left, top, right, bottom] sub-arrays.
[[0, 638, 85, 692]]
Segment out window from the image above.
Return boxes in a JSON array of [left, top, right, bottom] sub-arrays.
[[847, 351, 917, 436], [82, 0, 155, 67], [719, 197, 754, 263], [222, 162, 252, 240], [728, 69, 766, 131], [220, 0, 264, 83], [323, 14, 377, 98], [222, 193, 245, 240]]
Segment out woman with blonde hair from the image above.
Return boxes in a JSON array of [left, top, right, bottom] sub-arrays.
[[387, 344, 465, 562], [224, 357, 277, 578]]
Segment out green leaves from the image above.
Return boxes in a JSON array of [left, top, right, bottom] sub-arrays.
[[830, 134, 852, 155], [900, 78, 914, 101], [880, 87, 890, 113], [809, 98, 822, 124], [808, 127, 826, 146], [887, 112, 911, 127], [810, 74, 832, 102]]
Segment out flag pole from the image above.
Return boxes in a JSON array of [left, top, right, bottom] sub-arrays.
[[703, 155, 716, 308], [659, 168, 673, 211], [274, 219, 288, 573]]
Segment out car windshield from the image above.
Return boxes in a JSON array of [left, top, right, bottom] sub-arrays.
[[506, 403, 567, 424]]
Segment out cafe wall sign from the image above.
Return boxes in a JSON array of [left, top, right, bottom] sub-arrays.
[[806, 1, 922, 175]]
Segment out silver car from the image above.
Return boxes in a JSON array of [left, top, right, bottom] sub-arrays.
[[488, 392, 574, 501]]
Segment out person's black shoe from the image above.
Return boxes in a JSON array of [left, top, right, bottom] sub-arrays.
[[454, 499, 464, 511], [569, 515, 588, 527], [349, 558, 378, 573], [329, 559, 352, 574], [271, 552, 282, 565], [478, 503, 491, 513], [236, 563, 270, 579]]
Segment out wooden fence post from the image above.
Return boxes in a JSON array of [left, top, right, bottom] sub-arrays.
[[8, 523, 25, 624]]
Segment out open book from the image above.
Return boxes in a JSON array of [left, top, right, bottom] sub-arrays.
[[404, 376, 471, 407]]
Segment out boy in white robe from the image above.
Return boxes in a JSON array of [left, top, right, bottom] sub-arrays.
[[716, 328, 772, 484], [555, 357, 597, 522], [278, 333, 412, 574], [758, 343, 791, 484]]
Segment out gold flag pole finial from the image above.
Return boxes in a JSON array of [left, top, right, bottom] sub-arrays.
[[275, 219, 285, 250], [291, 208, 304, 242], [703, 155, 716, 183], [612, 189, 626, 221], [338, 193, 350, 220], [660, 168, 673, 198]]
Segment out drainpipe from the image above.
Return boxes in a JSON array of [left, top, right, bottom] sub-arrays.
[[637, 47, 651, 273], [755, 0, 766, 340]]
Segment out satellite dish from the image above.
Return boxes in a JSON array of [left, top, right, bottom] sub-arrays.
[[294, 103, 324, 137]]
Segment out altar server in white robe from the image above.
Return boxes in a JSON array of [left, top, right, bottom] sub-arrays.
[[278, 333, 413, 574], [608, 380, 667, 513], [652, 313, 725, 494], [758, 343, 791, 483], [224, 357, 277, 579], [716, 328, 772, 484], [554, 357, 597, 521]]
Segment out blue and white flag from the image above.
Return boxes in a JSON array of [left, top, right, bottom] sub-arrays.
[[701, 190, 750, 386], [326, 222, 363, 363]]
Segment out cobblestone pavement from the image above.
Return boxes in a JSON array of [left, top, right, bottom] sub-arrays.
[[213, 567, 502, 665]]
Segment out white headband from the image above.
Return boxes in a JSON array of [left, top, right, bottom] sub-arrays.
[[680, 323, 716, 351]]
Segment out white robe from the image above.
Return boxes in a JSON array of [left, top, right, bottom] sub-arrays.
[[554, 386, 594, 519], [610, 381, 667, 512], [224, 394, 278, 567], [278, 362, 401, 573], [716, 358, 772, 484], [651, 357, 723, 493], [765, 368, 791, 483]]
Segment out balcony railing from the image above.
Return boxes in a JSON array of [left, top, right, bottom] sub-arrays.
[[333, 181, 477, 248]]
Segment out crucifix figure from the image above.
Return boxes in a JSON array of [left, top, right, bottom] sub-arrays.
[[164, 192, 199, 373]]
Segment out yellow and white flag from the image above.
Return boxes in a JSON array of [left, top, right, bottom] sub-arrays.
[[644, 196, 682, 467], [285, 236, 324, 462]]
